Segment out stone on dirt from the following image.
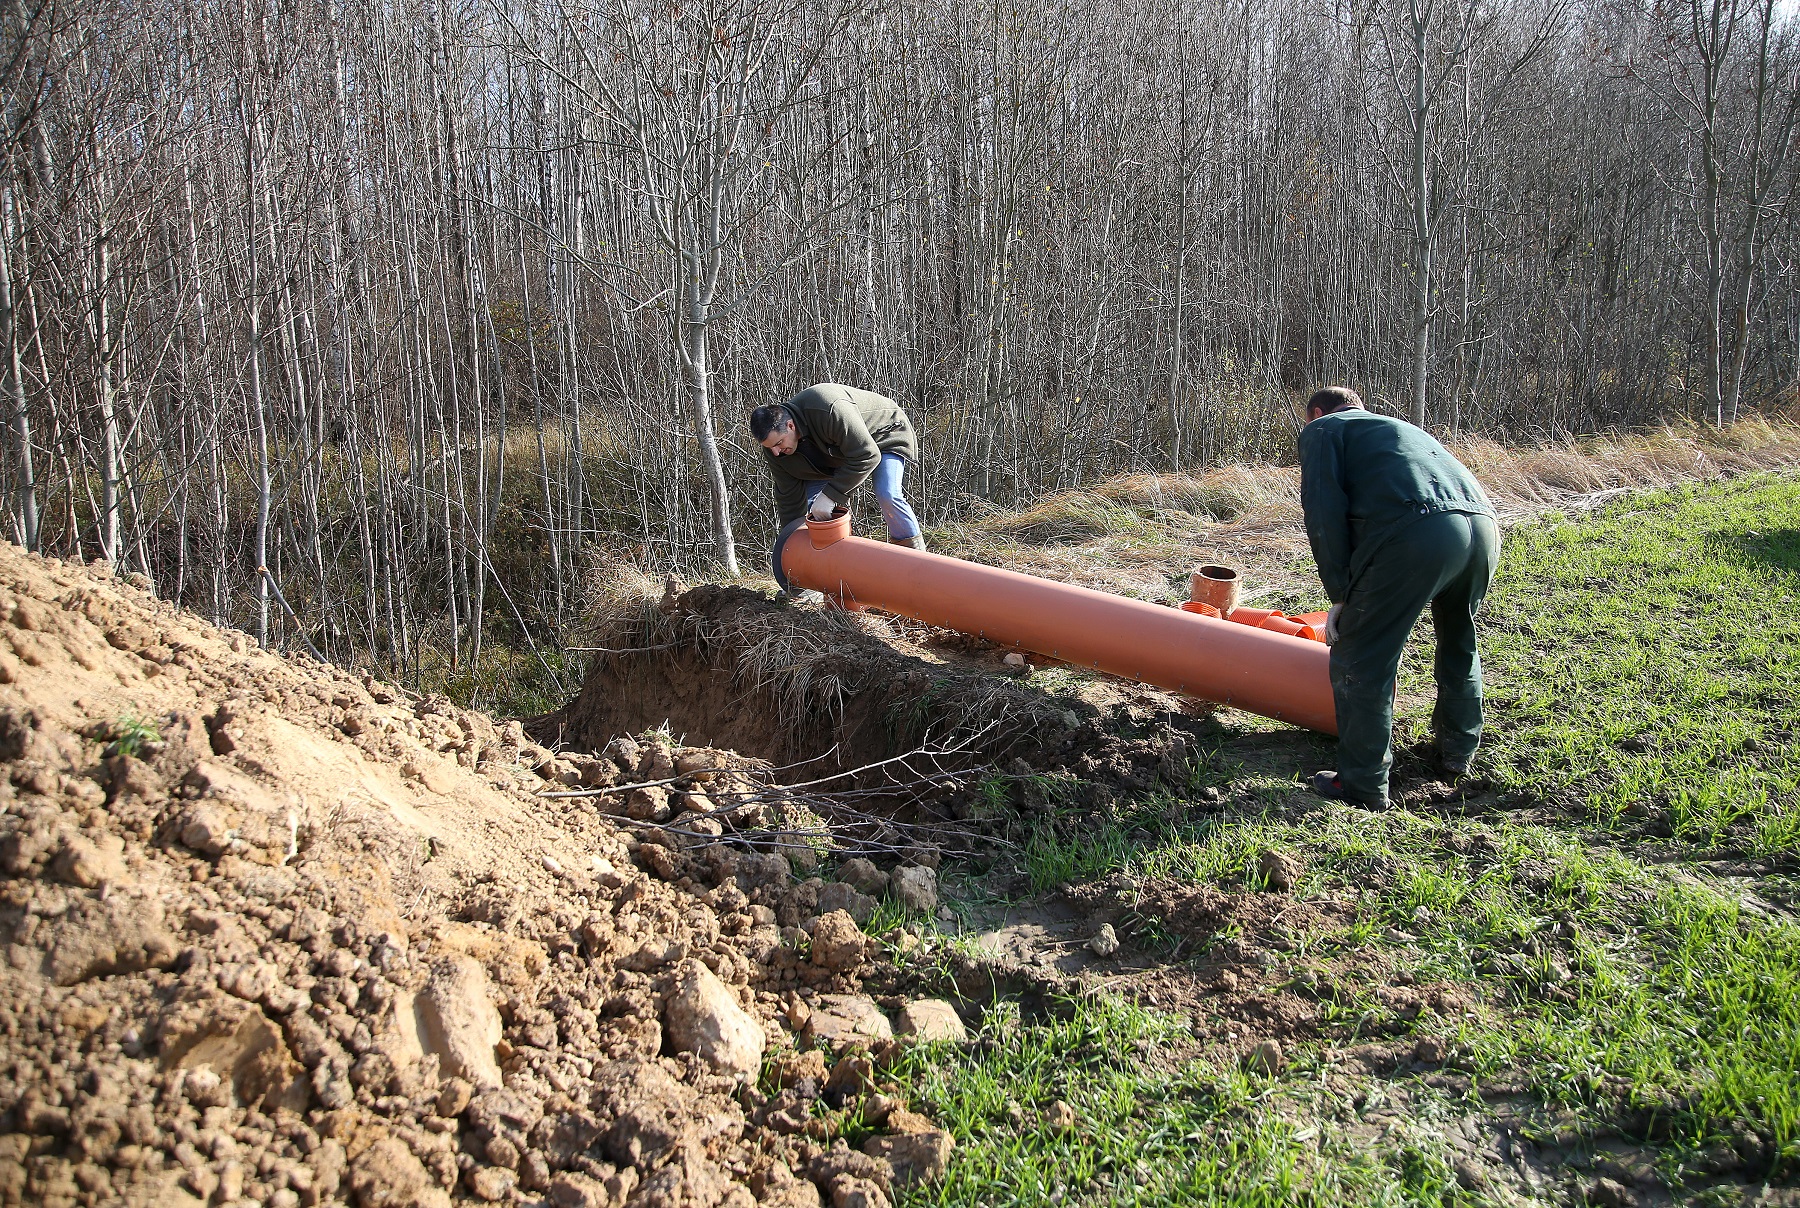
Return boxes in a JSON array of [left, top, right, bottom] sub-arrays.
[[409, 954, 505, 1089], [1088, 922, 1120, 956], [889, 865, 938, 912], [817, 881, 877, 924], [809, 910, 867, 970], [50, 832, 126, 887], [861, 1130, 954, 1188], [800, 994, 893, 1050], [351, 1135, 452, 1208], [894, 999, 966, 1043], [1245, 1038, 1285, 1075], [162, 998, 309, 1113], [836, 857, 888, 896], [1044, 1099, 1077, 1131], [808, 1145, 894, 1201], [1257, 849, 1302, 892], [1586, 1176, 1640, 1208], [549, 1168, 639, 1208], [1413, 1035, 1448, 1064], [664, 958, 765, 1079]]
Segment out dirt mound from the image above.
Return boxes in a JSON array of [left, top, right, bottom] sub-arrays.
[[0, 547, 957, 1207], [539, 583, 1208, 808]]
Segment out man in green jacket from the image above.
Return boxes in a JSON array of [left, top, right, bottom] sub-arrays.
[[1299, 387, 1500, 806], [750, 384, 924, 583]]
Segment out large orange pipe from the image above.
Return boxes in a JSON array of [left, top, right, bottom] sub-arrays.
[[778, 515, 1337, 734]]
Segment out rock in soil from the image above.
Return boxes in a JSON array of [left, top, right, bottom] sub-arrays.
[[1245, 1039, 1286, 1075], [890, 865, 939, 912], [809, 909, 867, 970], [894, 999, 967, 1043], [664, 958, 765, 1079], [801, 994, 895, 1050], [861, 1129, 954, 1187], [1257, 849, 1302, 892]]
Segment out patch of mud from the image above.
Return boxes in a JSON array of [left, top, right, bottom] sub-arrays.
[[0, 546, 965, 1208]]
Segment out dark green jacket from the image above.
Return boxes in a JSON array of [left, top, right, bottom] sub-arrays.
[[1299, 410, 1495, 603], [762, 384, 917, 525]]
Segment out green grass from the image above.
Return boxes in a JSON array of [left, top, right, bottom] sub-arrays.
[[889, 995, 1475, 1207], [889, 473, 1800, 1204], [1469, 475, 1800, 854], [106, 710, 162, 758]]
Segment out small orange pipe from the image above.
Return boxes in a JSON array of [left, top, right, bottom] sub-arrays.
[[1258, 614, 1311, 638], [1226, 606, 1283, 628], [780, 515, 1337, 734]]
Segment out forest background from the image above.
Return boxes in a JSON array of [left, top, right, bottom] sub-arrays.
[[2, 0, 1797, 696]]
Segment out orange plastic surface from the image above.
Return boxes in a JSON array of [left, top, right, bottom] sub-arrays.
[[781, 516, 1337, 734]]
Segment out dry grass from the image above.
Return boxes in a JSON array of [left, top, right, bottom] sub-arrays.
[[1456, 418, 1800, 517], [933, 418, 1800, 609]]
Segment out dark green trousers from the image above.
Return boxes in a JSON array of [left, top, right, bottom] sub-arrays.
[[1331, 511, 1500, 803]]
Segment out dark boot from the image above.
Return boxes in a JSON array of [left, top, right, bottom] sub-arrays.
[[891, 534, 927, 551]]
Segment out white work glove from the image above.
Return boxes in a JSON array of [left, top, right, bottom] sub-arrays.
[[1325, 602, 1343, 646], [807, 494, 837, 522]]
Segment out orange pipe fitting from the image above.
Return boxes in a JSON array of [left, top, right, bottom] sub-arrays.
[[1189, 564, 1242, 616], [779, 514, 1337, 734]]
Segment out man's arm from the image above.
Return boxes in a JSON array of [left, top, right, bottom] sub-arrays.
[[1300, 424, 1353, 603], [812, 399, 882, 506], [770, 461, 807, 526]]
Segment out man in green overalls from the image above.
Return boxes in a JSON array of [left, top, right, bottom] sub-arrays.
[[1299, 387, 1500, 807]]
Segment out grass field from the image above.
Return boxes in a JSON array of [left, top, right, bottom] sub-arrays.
[[884, 474, 1800, 1206]]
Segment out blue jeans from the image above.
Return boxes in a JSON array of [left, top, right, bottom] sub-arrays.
[[802, 453, 920, 540]]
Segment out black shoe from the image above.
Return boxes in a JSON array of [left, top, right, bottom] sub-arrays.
[[1434, 748, 1472, 779], [1309, 770, 1388, 808]]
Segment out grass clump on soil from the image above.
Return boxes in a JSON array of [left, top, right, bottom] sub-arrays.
[[886, 472, 1800, 1204]]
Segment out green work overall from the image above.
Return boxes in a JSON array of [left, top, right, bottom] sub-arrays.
[[1330, 510, 1500, 803], [1300, 409, 1500, 805]]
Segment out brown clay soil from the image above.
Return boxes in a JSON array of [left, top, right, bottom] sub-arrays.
[[0, 545, 971, 1208]]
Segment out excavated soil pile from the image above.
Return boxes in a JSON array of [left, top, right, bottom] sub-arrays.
[[0, 546, 965, 1208], [540, 584, 1205, 802]]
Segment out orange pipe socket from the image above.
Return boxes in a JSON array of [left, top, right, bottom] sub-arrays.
[[1190, 564, 1242, 615], [780, 515, 1337, 735]]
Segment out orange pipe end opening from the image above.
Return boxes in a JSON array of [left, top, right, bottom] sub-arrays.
[[804, 513, 853, 548]]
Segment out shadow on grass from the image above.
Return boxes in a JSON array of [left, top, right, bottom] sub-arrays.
[[1712, 526, 1800, 573]]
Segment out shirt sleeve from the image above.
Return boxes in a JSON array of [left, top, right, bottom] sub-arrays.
[[1300, 424, 1353, 603], [769, 459, 807, 526]]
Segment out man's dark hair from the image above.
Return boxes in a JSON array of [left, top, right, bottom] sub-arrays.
[[749, 404, 791, 442], [1306, 386, 1365, 416]]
